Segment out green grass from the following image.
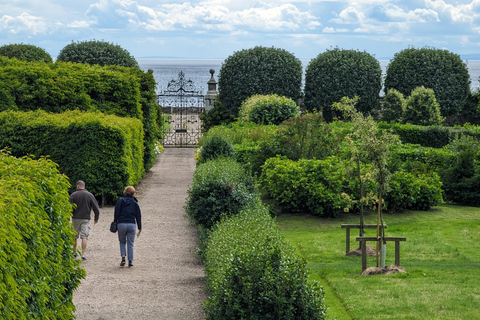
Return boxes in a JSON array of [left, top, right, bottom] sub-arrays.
[[276, 205, 480, 320]]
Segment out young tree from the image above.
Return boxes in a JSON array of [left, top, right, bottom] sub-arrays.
[[381, 89, 405, 123], [402, 86, 444, 126], [333, 96, 398, 266]]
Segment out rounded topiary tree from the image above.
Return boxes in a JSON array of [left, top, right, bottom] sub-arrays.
[[198, 135, 234, 164], [402, 86, 444, 126], [239, 94, 300, 125], [0, 43, 53, 63], [384, 46, 470, 119], [56, 40, 139, 68], [381, 88, 405, 122], [218, 46, 302, 118], [304, 47, 382, 122]]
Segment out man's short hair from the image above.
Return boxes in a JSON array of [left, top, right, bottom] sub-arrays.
[[76, 180, 86, 188]]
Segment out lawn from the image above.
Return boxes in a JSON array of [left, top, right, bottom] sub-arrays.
[[276, 204, 480, 320]]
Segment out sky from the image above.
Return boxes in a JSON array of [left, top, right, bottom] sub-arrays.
[[1, 0, 480, 61]]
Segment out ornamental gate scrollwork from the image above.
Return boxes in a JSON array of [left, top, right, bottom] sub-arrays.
[[158, 71, 205, 147]]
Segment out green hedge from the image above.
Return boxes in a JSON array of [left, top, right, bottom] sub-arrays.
[[0, 110, 144, 198], [378, 121, 480, 148], [204, 206, 326, 319], [260, 156, 351, 217], [0, 151, 85, 319], [185, 157, 259, 229], [390, 143, 456, 172], [0, 57, 159, 170]]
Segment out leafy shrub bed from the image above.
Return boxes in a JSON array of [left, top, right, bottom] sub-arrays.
[[203, 206, 326, 320], [0, 151, 85, 319], [185, 157, 259, 229], [261, 156, 443, 215], [0, 110, 144, 198]]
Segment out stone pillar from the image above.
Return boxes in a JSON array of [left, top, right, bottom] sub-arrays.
[[205, 69, 218, 112]]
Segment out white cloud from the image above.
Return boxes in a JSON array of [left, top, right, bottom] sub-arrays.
[[0, 12, 50, 35], [383, 4, 439, 22]]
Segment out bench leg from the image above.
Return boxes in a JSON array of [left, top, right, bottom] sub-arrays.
[[361, 241, 367, 271], [395, 241, 400, 266], [346, 228, 350, 254]]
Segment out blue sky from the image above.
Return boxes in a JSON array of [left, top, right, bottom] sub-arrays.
[[1, 0, 480, 60]]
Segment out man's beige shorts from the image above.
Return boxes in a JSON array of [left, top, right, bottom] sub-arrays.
[[72, 219, 90, 239]]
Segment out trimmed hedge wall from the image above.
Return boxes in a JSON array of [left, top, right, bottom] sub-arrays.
[[378, 121, 480, 148], [0, 150, 85, 319], [0, 56, 159, 170], [204, 206, 326, 319], [0, 110, 144, 198]]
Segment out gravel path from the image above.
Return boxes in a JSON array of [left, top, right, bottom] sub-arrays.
[[73, 148, 206, 320]]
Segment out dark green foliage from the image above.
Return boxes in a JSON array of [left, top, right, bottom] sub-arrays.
[[218, 46, 302, 118], [0, 110, 144, 198], [0, 43, 53, 63], [402, 86, 444, 126], [251, 112, 340, 175], [260, 157, 352, 217], [384, 47, 470, 118], [460, 88, 480, 125], [377, 121, 480, 148], [239, 94, 300, 125], [198, 136, 234, 164], [200, 98, 236, 132], [204, 206, 327, 320], [304, 48, 382, 121], [0, 151, 85, 319], [0, 57, 158, 170], [440, 136, 480, 206], [56, 39, 139, 68], [381, 89, 405, 122], [185, 157, 259, 229], [383, 171, 443, 213]]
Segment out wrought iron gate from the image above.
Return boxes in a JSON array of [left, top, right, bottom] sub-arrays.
[[158, 71, 205, 147]]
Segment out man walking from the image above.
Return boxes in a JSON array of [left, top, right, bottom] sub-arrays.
[[69, 180, 100, 260]]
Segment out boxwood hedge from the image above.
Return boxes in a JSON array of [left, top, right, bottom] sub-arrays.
[[0, 110, 144, 199]]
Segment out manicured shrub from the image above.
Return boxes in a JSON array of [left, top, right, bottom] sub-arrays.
[[389, 143, 456, 173], [260, 156, 352, 217], [218, 46, 302, 118], [0, 110, 144, 199], [204, 206, 327, 320], [384, 47, 470, 119], [198, 135, 234, 164], [0, 57, 159, 170], [185, 157, 259, 228], [402, 86, 444, 126], [304, 48, 382, 121], [0, 151, 85, 319], [381, 88, 405, 122], [239, 94, 300, 125], [56, 39, 139, 68], [0, 43, 53, 62], [383, 171, 443, 212]]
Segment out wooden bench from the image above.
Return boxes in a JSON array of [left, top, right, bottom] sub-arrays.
[[341, 224, 387, 254], [355, 236, 407, 271]]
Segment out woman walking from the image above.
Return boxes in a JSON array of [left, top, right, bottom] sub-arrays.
[[114, 186, 142, 267]]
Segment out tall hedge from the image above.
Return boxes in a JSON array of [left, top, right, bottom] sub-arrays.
[[56, 39, 139, 68], [0, 150, 85, 319], [0, 110, 144, 198], [218, 46, 302, 118], [0, 43, 53, 63], [304, 48, 382, 122], [0, 56, 159, 170], [384, 47, 470, 119]]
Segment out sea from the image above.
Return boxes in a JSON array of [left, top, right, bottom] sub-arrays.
[[138, 59, 480, 95]]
